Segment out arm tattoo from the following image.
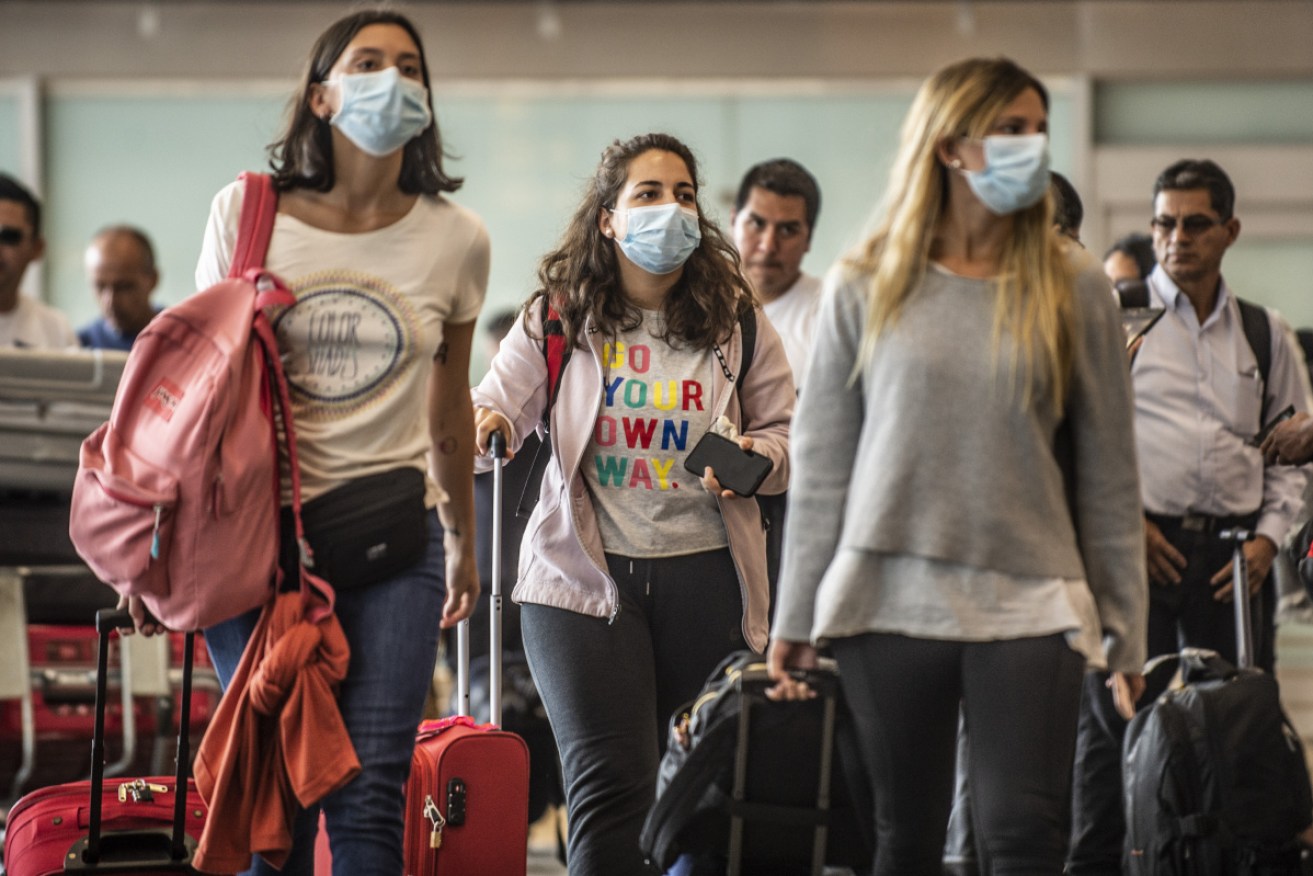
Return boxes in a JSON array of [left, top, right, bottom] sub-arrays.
[[438, 436, 458, 455], [433, 341, 449, 364]]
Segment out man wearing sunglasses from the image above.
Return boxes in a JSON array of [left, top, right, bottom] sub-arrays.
[[0, 173, 75, 349], [1068, 158, 1309, 876]]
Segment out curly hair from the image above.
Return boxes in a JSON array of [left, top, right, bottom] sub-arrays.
[[267, 10, 461, 196], [525, 132, 754, 351]]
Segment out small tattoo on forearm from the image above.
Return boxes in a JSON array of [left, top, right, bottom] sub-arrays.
[[438, 437, 458, 455], [434, 342, 449, 364]]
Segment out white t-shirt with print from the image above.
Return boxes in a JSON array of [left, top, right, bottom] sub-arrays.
[[0, 295, 77, 349], [761, 272, 821, 390], [584, 311, 728, 558], [195, 181, 489, 507]]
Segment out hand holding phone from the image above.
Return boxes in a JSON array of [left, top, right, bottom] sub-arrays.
[[1250, 404, 1296, 448], [683, 431, 773, 497]]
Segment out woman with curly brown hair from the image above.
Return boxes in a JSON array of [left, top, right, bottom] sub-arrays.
[[472, 132, 793, 875]]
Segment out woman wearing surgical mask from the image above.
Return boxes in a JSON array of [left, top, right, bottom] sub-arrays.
[[193, 11, 487, 875], [472, 133, 793, 874], [766, 58, 1147, 874]]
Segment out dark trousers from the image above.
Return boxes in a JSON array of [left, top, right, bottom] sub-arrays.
[[1144, 512, 1268, 671], [521, 549, 747, 876], [1066, 672, 1128, 876], [833, 632, 1085, 876]]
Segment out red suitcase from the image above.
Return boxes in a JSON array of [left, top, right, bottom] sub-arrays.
[[3, 609, 208, 875], [401, 432, 530, 876]]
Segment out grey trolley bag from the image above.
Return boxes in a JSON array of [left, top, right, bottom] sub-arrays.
[[1123, 528, 1313, 875]]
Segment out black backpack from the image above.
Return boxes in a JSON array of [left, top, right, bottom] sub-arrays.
[[1123, 649, 1312, 875], [639, 651, 873, 875]]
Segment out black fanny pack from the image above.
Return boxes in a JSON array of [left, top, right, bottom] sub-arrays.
[[280, 467, 429, 592]]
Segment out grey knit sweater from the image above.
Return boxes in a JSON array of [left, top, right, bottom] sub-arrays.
[[773, 260, 1148, 672]]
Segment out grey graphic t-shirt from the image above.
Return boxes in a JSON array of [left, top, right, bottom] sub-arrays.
[[584, 311, 728, 558]]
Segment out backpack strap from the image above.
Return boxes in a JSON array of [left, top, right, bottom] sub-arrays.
[[229, 172, 278, 279], [543, 302, 571, 418], [737, 307, 757, 391], [514, 301, 569, 519], [1236, 297, 1272, 426]]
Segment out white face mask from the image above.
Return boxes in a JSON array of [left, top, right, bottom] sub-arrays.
[[960, 133, 1051, 215], [613, 202, 702, 275], [328, 67, 432, 158]]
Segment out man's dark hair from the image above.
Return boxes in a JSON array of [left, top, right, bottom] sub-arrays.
[[734, 158, 821, 233], [1049, 171, 1083, 239], [1103, 232, 1156, 280], [484, 308, 519, 343], [92, 224, 157, 273], [1153, 158, 1235, 220], [0, 173, 42, 238]]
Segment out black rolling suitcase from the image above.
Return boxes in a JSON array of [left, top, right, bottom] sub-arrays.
[[640, 651, 873, 876], [1123, 528, 1313, 875]]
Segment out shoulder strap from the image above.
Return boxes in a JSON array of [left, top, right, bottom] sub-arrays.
[[229, 172, 277, 279], [737, 307, 757, 391], [542, 302, 571, 425], [1236, 297, 1272, 424]]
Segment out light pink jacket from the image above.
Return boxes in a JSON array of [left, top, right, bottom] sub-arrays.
[[472, 300, 794, 652]]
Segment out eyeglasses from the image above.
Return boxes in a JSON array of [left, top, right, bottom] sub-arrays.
[[0, 226, 27, 246], [1150, 214, 1225, 235]]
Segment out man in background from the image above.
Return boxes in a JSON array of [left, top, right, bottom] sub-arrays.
[[731, 158, 822, 390], [0, 173, 74, 349], [78, 225, 162, 350]]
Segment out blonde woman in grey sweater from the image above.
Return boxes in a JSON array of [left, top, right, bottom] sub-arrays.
[[767, 58, 1148, 875]]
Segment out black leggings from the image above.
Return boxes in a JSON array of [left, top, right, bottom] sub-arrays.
[[832, 632, 1085, 876]]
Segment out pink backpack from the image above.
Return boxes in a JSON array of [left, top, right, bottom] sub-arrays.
[[70, 172, 323, 631]]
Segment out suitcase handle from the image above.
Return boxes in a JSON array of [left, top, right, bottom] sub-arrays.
[[458, 431, 509, 724], [80, 609, 197, 868], [1218, 528, 1256, 670]]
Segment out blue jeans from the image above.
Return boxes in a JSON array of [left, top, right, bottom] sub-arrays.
[[205, 511, 446, 876], [522, 548, 748, 876]]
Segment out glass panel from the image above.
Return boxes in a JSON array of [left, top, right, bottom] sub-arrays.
[[0, 93, 20, 177], [1222, 239, 1313, 332], [1096, 81, 1313, 145], [44, 91, 286, 330]]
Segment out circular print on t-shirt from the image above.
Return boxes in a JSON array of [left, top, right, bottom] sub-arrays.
[[274, 271, 417, 418]]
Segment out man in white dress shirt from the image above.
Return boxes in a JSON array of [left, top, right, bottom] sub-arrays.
[[1068, 158, 1308, 876]]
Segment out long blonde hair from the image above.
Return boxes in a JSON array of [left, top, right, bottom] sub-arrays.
[[851, 57, 1075, 412]]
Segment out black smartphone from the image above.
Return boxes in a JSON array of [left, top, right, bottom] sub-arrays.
[[1250, 404, 1296, 447], [683, 431, 774, 497]]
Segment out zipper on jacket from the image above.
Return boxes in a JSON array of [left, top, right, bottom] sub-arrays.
[[563, 324, 621, 624]]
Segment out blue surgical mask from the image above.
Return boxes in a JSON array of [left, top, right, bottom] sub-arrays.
[[613, 202, 702, 275], [330, 67, 432, 158], [961, 133, 1051, 215]]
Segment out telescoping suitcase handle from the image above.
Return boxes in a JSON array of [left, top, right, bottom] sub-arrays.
[[1219, 528, 1256, 670], [456, 431, 508, 725], [68, 608, 198, 871]]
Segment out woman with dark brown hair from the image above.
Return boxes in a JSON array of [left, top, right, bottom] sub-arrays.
[[472, 132, 793, 874], [192, 10, 486, 874]]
